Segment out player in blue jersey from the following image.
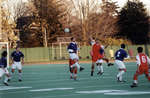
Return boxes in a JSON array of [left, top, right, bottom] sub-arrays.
[[115, 44, 129, 82], [0, 51, 10, 86], [67, 37, 84, 80], [9, 47, 24, 82]]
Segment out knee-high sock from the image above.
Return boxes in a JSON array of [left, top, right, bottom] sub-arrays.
[[117, 70, 125, 81], [18, 72, 22, 80], [97, 66, 100, 71], [100, 66, 103, 73]]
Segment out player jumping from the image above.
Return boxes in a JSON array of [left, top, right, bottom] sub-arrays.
[[130, 47, 150, 88], [67, 37, 84, 80], [90, 38, 113, 76]]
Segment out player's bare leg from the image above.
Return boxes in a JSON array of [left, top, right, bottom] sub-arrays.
[[91, 62, 95, 76], [73, 67, 77, 80], [69, 67, 73, 79], [18, 70, 22, 82]]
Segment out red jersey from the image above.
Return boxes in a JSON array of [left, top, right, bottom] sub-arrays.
[[135, 53, 150, 75], [92, 43, 103, 62], [137, 53, 148, 68]]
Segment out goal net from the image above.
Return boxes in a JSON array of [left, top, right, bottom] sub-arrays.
[[0, 42, 9, 68]]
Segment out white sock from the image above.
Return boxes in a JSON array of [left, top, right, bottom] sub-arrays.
[[100, 66, 103, 73], [97, 66, 101, 71], [18, 72, 22, 80], [134, 80, 138, 84], [117, 71, 125, 81]]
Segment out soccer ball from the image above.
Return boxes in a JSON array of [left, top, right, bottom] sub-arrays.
[[64, 28, 70, 33]]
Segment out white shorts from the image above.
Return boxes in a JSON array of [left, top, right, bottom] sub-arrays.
[[69, 53, 79, 60], [12, 62, 22, 70], [96, 59, 103, 64], [0, 68, 9, 77], [115, 60, 126, 69]]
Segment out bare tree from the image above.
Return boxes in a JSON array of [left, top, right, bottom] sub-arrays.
[[67, 0, 101, 44]]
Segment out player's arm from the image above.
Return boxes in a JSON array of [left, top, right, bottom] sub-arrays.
[[21, 52, 24, 64], [146, 56, 150, 68], [136, 55, 140, 72]]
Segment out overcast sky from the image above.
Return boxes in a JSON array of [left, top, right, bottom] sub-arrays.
[[5, 0, 150, 15], [112, 0, 150, 14]]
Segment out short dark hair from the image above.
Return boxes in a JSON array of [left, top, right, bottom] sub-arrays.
[[95, 38, 99, 41], [1, 51, 7, 57], [137, 47, 143, 53], [121, 44, 125, 49], [71, 37, 74, 41]]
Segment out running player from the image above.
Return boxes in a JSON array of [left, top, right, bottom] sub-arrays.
[[67, 37, 84, 80], [90, 38, 113, 76], [130, 47, 150, 88], [115, 44, 129, 82], [0, 51, 10, 86], [9, 47, 24, 82]]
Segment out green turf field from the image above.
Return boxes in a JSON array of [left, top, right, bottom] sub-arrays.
[[1, 62, 150, 98]]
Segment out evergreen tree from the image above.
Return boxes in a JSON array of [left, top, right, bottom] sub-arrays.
[[117, 0, 149, 44]]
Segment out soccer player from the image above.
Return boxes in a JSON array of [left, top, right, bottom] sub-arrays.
[[90, 38, 113, 76], [9, 47, 24, 82], [67, 37, 84, 80], [115, 44, 128, 82], [130, 47, 150, 88], [0, 51, 10, 86]]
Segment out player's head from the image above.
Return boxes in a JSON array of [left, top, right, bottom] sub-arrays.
[[121, 44, 125, 49], [1, 51, 7, 57], [16, 47, 20, 51], [137, 47, 143, 53], [71, 37, 75, 42], [95, 38, 100, 44]]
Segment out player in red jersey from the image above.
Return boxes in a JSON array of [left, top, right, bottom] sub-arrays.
[[90, 38, 113, 76], [131, 47, 150, 88]]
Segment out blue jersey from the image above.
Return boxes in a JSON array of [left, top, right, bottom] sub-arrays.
[[115, 48, 128, 61], [11, 51, 24, 62], [67, 42, 78, 53], [0, 57, 7, 68]]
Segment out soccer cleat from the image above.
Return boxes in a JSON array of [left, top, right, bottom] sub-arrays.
[[70, 76, 73, 79], [18, 79, 22, 82], [117, 77, 126, 82], [130, 83, 138, 88], [80, 67, 84, 72], [97, 71, 104, 76], [107, 63, 114, 66], [7, 79, 11, 82], [3, 82, 9, 86]]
